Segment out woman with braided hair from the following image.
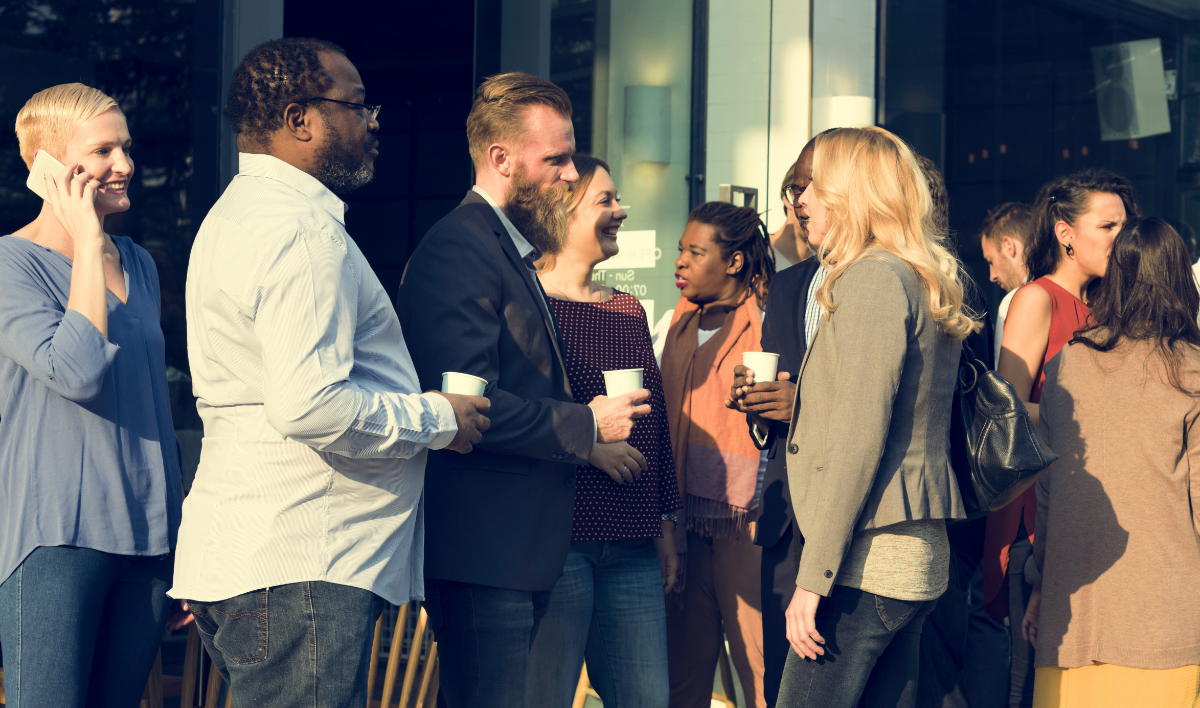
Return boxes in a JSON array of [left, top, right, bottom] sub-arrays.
[[662, 201, 776, 708]]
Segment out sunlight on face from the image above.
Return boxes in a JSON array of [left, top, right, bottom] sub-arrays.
[[61, 107, 134, 217], [1066, 192, 1126, 279], [566, 167, 627, 264]]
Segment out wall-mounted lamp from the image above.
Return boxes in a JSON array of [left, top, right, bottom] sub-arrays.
[[625, 85, 671, 164]]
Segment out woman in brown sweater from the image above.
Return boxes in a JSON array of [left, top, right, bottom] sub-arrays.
[[1021, 217, 1200, 708]]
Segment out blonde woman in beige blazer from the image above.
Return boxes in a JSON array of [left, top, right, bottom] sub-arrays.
[[777, 127, 978, 708]]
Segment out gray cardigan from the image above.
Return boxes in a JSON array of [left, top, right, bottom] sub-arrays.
[[785, 251, 967, 595]]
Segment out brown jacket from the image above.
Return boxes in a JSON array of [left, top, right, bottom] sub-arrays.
[[1029, 339, 1200, 669]]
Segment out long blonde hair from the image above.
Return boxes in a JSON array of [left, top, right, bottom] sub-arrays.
[[15, 83, 119, 168], [811, 126, 979, 340]]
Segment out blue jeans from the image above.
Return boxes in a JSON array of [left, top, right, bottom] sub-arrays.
[[425, 579, 552, 708], [527, 539, 669, 708], [777, 586, 938, 708], [0, 545, 173, 708], [187, 582, 382, 708]]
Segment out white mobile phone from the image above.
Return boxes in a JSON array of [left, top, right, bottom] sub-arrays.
[[26, 149, 67, 202]]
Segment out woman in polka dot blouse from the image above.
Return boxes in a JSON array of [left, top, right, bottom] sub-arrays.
[[525, 155, 682, 707]]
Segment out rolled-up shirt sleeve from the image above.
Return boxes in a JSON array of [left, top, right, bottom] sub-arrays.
[[0, 259, 120, 403], [253, 229, 457, 458]]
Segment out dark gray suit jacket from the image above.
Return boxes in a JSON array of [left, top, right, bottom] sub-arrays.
[[396, 190, 594, 592], [785, 252, 967, 595], [752, 257, 822, 549]]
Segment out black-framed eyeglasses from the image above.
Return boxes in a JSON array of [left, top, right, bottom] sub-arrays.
[[782, 183, 804, 208], [296, 97, 381, 122]]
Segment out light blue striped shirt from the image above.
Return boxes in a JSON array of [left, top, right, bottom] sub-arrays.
[[171, 153, 458, 606], [805, 266, 830, 348]]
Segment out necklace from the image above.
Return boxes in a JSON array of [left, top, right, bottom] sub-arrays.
[[541, 276, 607, 303]]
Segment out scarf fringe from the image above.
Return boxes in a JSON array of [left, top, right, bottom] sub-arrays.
[[684, 494, 755, 543]]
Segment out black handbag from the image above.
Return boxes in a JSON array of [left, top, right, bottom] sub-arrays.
[[949, 339, 1059, 521]]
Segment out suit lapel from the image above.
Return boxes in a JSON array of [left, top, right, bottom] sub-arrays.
[[493, 224, 573, 391]]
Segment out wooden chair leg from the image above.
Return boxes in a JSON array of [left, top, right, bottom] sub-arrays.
[[366, 609, 385, 708], [414, 641, 438, 708], [180, 624, 201, 708], [140, 648, 164, 708], [423, 662, 439, 708], [397, 607, 430, 708], [204, 653, 225, 707], [378, 603, 411, 708], [571, 663, 590, 708]]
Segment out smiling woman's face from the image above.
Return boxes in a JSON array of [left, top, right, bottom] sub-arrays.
[[565, 166, 627, 263], [60, 107, 134, 217]]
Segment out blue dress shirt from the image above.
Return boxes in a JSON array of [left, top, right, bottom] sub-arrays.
[[0, 234, 183, 585]]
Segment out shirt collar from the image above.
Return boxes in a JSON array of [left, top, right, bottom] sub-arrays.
[[472, 185, 541, 262], [238, 153, 348, 225]]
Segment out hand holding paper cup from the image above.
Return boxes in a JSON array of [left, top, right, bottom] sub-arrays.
[[741, 352, 780, 384], [602, 368, 644, 398], [441, 372, 487, 396]]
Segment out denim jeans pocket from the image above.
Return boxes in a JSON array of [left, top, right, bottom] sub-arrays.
[[874, 594, 917, 632], [191, 589, 269, 665]]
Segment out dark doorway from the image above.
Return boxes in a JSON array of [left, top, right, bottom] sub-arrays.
[[284, 0, 476, 296]]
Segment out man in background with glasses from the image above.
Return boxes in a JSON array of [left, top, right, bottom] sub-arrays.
[[172, 37, 489, 707], [728, 134, 825, 707]]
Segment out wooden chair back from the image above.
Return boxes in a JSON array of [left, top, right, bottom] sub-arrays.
[[366, 603, 439, 708]]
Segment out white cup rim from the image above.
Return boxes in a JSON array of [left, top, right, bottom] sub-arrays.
[[602, 368, 645, 374], [442, 372, 488, 384], [743, 352, 780, 359]]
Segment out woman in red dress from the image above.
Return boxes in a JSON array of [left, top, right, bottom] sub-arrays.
[[985, 168, 1140, 707]]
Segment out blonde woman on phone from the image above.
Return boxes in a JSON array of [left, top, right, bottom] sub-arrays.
[[779, 126, 978, 708], [0, 84, 183, 707]]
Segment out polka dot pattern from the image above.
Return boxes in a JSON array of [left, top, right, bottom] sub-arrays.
[[549, 291, 683, 542]]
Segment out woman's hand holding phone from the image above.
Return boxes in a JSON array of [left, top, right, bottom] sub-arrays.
[[42, 156, 111, 337], [43, 158, 105, 252]]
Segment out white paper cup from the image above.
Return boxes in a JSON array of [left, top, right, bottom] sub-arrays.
[[602, 368, 644, 398], [742, 352, 780, 383], [441, 372, 487, 396]]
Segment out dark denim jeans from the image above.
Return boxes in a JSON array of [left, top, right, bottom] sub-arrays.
[[425, 578, 552, 708], [526, 539, 669, 708], [187, 581, 382, 708], [763, 524, 800, 708], [777, 586, 938, 708], [0, 545, 173, 708]]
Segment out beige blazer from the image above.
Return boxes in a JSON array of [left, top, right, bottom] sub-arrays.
[[785, 251, 967, 595]]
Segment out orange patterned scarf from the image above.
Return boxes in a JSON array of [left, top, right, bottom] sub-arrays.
[[662, 295, 764, 539]]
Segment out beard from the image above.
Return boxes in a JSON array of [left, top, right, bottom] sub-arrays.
[[313, 113, 377, 195], [503, 165, 570, 256]]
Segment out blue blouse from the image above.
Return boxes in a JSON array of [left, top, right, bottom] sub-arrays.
[[0, 235, 182, 585]]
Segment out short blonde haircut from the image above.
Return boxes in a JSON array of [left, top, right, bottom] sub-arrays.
[[466, 73, 572, 167], [811, 126, 979, 340], [15, 83, 119, 169]]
